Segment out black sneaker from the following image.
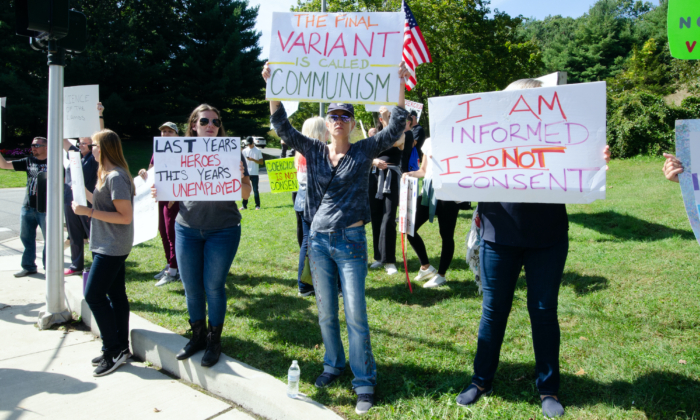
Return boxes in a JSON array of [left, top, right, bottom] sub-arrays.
[[314, 371, 340, 388], [456, 384, 493, 406], [92, 348, 132, 366], [93, 349, 129, 377], [298, 284, 315, 297], [355, 393, 374, 415]]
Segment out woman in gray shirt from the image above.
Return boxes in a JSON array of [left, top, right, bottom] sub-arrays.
[[72, 129, 135, 377], [264, 62, 410, 415]]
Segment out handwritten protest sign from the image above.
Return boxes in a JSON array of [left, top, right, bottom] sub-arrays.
[[266, 12, 404, 105], [668, 0, 700, 59], [133, 168, 159, 246], [265, 158, 298, 193], [399, 176, 418, 236], [365, 100, 423, 122], [675, 120, 700, 246], [68, 151, 87, 206], [153, 137, 242, 201], [428, 82, 607, 204], [64, 85, 101, 138]]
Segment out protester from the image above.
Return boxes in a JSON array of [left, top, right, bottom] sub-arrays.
[[402, 136, 460, 288], [455, 78, 611, 418], [0, 137, 48, 277], [138, 122, 181, 286], [153, 104, 251, 368], [72, 129, 135, 377], [264, 61, 411, 415], [663, 153, 683, 182], [294, 117, 328, 297], [241, 137, 264, 210], [62, 102, 104, 276], [368, 109, 412, 275], [367, 127, 378, 137], [410, 110, 426, 162]]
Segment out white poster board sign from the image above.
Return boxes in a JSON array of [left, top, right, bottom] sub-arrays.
[[365, 101, 423, 122], [0, 97, 5, 144], [64, 85, 101, 138], [266, 12, 404, 105], [153, 137, 242, 201], [282, 101, 300, 116], [428, 82, 607, 204], [398, 176, 418, 236], [133, 168, 159, 246], [68, 151, 87, 206]]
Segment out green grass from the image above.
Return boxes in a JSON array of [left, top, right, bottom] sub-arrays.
[[0, 169, 26, 188], [90, 156, 699, 419]]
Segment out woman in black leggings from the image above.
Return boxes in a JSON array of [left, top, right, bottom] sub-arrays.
[[403, 137, 459, 288]]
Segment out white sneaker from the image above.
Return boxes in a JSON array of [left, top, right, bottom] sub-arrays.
[[369, 261, 383, 269], [414, 265, 437, 281], [154, 266, 168, 280], [423, 274, 446, 288], [155, 273, 179, 287], [385, 264, 398, 275]]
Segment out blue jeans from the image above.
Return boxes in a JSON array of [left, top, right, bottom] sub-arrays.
[[297, 214, 311, 290], [175, 222, 241, 326], [19, 206, 46, 271], [85, 253, 130, 354], [309, 226, 376, 394], [472, 238, 569, 395], [242, 175, 260, 208]]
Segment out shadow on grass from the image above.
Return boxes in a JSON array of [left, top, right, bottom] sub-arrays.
[[569, 211, 694, 241], [365, 280, 480, 307], [561, 272, 608, 295]]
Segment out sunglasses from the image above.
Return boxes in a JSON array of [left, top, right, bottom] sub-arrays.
[[328, 114, 352, 123], [199, 118, 221, 128], [31, 144, 46, 148]]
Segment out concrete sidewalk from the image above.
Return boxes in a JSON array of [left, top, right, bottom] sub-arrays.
[[0, 236, 343, 420], [0, 239, 255, 420]]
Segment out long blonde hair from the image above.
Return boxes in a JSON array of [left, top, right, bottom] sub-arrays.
[[297, 117, 327, 168], [186, 104, 226, 137], [93, 129, 135, 194]]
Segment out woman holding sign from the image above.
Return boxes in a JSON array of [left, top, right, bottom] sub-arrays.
[[264, 62, 411, 415], [456, 79, 611, 418], [71, 129, 135, 377], [153, 104, 252, 368]]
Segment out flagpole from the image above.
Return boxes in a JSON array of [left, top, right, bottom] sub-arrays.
[[319, 0, 327, 117]]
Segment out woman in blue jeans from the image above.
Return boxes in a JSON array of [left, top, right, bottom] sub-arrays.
[[154, 104, 251, 368], [456, 79, 611, 418], [264, 62, 410, 416], [72, 129, 135, 377]]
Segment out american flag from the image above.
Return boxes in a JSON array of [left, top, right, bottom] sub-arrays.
[[402, 0, 432, 91]]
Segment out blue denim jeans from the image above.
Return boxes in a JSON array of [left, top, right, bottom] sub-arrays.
[[472, 238, 569, 395], [309, 226, 376, 394], [19, 206, 46, 271], [85, 253, 130, 354], [175, 222, 241, 326]]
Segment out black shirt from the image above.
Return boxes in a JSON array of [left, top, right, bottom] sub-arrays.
[[411, 124, 426, 160], [479, 202, 569, 248], [13, 156, 48, 209]]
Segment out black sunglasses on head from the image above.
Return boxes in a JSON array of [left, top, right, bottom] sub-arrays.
[[199, 118, 221, 128]]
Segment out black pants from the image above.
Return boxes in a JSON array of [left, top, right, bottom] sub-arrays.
[[292, 192, 303, 247], [368, 171, 399, 264], [65, 202, 90, 271], [242, 175, 260, 208], [407, 198, 459, 276]]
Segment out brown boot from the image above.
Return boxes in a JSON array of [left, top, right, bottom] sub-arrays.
[[201, 322, 223, 367], [176, 319, 207, 360]]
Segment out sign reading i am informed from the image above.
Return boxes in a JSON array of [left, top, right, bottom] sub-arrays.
[[266, 12, 404, 105], [428, 82, 607, 204], [153, 137, 242, 201]]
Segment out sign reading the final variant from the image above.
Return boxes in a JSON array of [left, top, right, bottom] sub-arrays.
[[266, 12, 404, 105], [428, 82, 608, 204]]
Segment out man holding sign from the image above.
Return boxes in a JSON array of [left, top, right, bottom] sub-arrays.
[[61, 102, 103, 276]]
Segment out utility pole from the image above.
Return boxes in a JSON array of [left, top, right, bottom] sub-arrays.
[[16, 0, 87, 329], [319, 0, 327, 117]]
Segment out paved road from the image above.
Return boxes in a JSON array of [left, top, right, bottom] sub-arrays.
[[0, 188, 27, 242]]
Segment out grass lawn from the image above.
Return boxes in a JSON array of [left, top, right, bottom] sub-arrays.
[[89, 155, 698, 419], [0, 169, 26, 188]]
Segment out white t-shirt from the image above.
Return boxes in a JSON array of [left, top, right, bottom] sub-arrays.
[[242, 146, 263, 176], [421, 138, 433, 181]]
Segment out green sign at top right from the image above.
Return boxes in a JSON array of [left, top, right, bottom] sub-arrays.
[[669, 0, 700, 59]]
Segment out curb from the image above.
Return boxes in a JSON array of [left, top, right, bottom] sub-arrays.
[[64, 276, 343, 420]]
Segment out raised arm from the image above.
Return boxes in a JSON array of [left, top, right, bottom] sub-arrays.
[[98, 102, 105, 130]]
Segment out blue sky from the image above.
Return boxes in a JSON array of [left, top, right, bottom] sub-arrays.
[[250, 0, 661, 59]]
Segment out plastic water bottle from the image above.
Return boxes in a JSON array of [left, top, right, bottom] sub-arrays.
[[287, 360, 300, 398]]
